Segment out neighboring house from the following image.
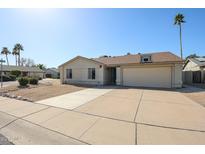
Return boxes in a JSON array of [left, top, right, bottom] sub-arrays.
[[183, 58, 205, 84], [59, 52, 183, 88], [45, 68, 60, 78], [2, 65, 45, 79]]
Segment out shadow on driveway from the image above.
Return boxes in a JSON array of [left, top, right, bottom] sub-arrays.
[[0, 134, 13, 145]]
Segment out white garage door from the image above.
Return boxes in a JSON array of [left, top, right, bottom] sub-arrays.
[[123, 67, 171, 88]]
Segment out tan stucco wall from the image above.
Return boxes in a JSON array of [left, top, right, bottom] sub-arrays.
[[103, 66, 111, 85], [116, 67, 121, 85], [171, 64, 183, 88], [60, 58, 104, 85]]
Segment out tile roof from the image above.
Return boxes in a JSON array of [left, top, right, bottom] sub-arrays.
[[2, 65, 45, 73], [93, 51, 183, 65], [190, 58, 205, 67]]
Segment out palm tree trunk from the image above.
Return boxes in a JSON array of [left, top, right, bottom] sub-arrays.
[[6, 55, 9, 66], [18, 52, 20, 66], [179, 23, 183, 59], [15, 55, 17, 66]]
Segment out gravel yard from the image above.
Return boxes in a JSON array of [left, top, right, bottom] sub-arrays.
[[178, 85, 205, 107], [0, 79, 85, 102]]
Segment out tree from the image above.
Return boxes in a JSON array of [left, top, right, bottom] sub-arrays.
[[14, 43, 24, 66], [1, 47, 11, 65], [20, 58, 27, 66], [36, 64, 46, 70], [12, 47, 19, 66], [174, 13, 185, 59], [10, 70, 21, 77], [19, 58, 35, 67], [25, 58, 35, 67]]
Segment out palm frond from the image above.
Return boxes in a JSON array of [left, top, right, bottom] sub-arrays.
[[1, 47, 11, 55], [174, 13, 186, 25]]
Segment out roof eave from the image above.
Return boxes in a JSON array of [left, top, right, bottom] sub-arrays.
[[59, 56, 105, 68], [105, 61, 184, 67]]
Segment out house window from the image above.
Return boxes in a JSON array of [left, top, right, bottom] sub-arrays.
[[88, 68, 95, 80], [141, 55, 152, 63], [66, 69, 72, 79], [143, 58, 149, 62]]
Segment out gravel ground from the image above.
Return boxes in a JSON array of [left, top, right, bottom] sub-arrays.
[[178, 85, 205, 107], [1, 79, 85, 102]]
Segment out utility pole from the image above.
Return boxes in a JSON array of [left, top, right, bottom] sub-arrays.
[[0, 58, 6, 88]]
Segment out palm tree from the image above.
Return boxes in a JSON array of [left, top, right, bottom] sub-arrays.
[[14, 43, 24, 66], [1, 47, 11, 65], [12, 47, 19, 66], [174, 13, 185, 59]]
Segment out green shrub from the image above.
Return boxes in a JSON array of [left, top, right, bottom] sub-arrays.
[[29, 78, 39, 85], [18, 77, 29, 87], [10, 70, 21, 77]]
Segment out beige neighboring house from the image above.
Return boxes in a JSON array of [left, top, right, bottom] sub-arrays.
[[183, 58, 205, 84], [45, 68, 60, 78], [2, 65, 45, 79], [59, 51, 183, 88]]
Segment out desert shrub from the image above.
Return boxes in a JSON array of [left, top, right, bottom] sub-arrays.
[[29, 78, 39, 85], [10, 70, 21, 77], [38, 77, 42, 80], [18, 77, 29, 87]]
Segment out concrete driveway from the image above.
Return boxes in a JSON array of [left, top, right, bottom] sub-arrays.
[[35, 88, 113, 109], [0, 87, 205, 144]]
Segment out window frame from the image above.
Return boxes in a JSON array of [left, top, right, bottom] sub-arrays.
[[141, 55, 152, 63], [88, 68, 96, 80], [66, 69, 72, 79]]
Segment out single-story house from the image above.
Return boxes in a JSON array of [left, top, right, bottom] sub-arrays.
[[2, 65, 45, 79], [183, 57, 205, 84], [45, 68, 60, 78], [59, 51, 183, 88]]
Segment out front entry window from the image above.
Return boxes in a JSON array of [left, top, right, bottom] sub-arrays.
[[88, 68, 95, 80]]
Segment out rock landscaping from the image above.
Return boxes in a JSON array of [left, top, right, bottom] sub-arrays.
[[0, 79, 85, 102], [0, 92, 33, 102]]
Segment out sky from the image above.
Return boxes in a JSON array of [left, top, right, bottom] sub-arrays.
[[0, 8, 205, 68]]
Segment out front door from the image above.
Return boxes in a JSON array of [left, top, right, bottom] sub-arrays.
[[110, 68, 116, 84]]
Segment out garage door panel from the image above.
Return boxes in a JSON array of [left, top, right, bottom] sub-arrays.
[[123, 67, 171, 88]]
